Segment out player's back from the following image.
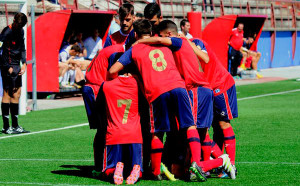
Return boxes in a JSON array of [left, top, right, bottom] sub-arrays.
[[172, 38, 210, 90], [85, 44, 125, 86], [103, 76, 142, 145], [192, 39, 235, 95], [131, 44, 185, 103]]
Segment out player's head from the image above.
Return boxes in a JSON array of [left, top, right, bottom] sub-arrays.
[[69, 44, 81, 56], [119, 3, 135, 33], [92, 28, 99, 38], [12, 12, 27, 30], [248, 36, 254, 44], [237, 23, 244, 32], [144, 3, 162, 34], [158, 20, 178, 37], [180, 19, 190, 35], [135, 12, 144, 21], [133, 19, 152, 40]]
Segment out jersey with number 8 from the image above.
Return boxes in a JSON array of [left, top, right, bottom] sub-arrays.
[[103, 76, 142, 145], [131, 44, 185, 103]]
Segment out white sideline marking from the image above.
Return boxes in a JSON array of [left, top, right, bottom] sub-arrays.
[[0, 158, 299, 165], [0, 123, 88, 140], [0, 89, 299, 140], [237, 89, 300, 101], [0, 182, 101, 186]]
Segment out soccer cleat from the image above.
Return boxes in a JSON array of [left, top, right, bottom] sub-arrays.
[[126, 164, 141, 184], [256, 73, 263, 79], [92, 170, 102, 178], [160, 163, 177, 181], [13, 126, 30, 133], [2, 127, 20, 134], [189, 162, 207, 182], [233, 165, 237, 176], [240, 63, 246, 70], [217, 170, 229, 178], [114, 162, 124, 185], [220, 154, 236, 179]]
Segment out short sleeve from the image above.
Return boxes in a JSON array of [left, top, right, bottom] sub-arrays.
[[59, 51, 68, 62], [192, 39, 207, 53], [169, 37, 182, 52], [118, 48, 133, 66]]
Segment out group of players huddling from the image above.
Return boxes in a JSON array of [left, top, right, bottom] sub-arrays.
[[82, 3, 238, 185]]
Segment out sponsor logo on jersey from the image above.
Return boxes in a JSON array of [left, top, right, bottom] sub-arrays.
[[0, 41, 3, 48], [215, 89, 220, 94], [221, 111, 226, 116]]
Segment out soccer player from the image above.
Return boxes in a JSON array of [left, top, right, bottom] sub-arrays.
[[135, 20, 236, 179], [82, 44, 125, 173], [192, 38, 238, 176], [99, 73, 143, 185], [103, 3, 135, 48], [0, 13, 29, 134], [109, 19, 205, 182]]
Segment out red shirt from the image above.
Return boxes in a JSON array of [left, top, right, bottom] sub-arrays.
[[85, 44, 125, 96], [118, 44, 186, 103], [229, 28, 244, 51], [104, 30, 129, 48], [171, 37, 211, 91], [192, 39, 235, 96], [103, 76, 143, 145]]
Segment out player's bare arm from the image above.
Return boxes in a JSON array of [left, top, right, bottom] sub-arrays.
[[135, 37, 172, 46], [108, 61, 124, 79]]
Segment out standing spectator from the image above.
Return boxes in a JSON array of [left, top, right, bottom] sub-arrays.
[[83, 28, 102, 60], [202, 0, 214, 13], [108, 15, 121, 36], [104, 3, 135, 48], [228, 23, 244, 78], [36, 0, 61, 12], [178, 19, 193, 39], [0, 13, 29, 134]]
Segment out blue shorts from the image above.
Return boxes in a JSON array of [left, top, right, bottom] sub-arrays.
[[82, 85, 96, 128], [102, 143, 143, 172], [150, 88, 195, 133], [189, 87, 214, 128], [213, 85, 238, 121]]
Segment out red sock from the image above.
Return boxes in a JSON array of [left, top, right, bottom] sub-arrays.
[[187, 129, 201, 165], [201, 134, 212, 161], [199, 158, 223, 172], [211, 141, 223, 158], [104, 168, 115, 177], [223, 126, 236, 165], [151, 138, 164, 176]]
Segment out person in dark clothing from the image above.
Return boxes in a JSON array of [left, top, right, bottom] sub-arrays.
[[0, 12, 29, 134]]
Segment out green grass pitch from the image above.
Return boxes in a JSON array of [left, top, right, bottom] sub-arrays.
[[0, 79, 300, 185]]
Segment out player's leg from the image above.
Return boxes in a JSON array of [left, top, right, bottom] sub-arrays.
[[82, 85, 97, 128], [126, 143, 143, 184], [149, 92, 172, 179], [1, 89, 11, 133], [171, 88, 206, 182], [93, 130, 106, 173]]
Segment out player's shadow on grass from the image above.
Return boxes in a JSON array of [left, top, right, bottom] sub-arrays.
[[51, 165, 112, 183]]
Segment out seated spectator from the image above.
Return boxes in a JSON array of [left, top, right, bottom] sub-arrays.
[[240, 36, 262, 78], [59, 44, 81, 87], [83, 28, 103, 60], [36, 0, 60, 12], [202, 0, 214, 13], [178, 19, 193, 39]]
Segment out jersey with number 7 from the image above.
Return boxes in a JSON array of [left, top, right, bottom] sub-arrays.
[[103, 76, 143, 145], [118, 44, 186, 103]]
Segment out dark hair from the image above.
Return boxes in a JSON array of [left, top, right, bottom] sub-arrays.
[[119, 3, 134, 20], [14, 12, 27, 27], [133, 19, 152, 37], [71, 44, 81, 53], [144, 3, 161, 20], [158, 20, 178, 33], [180, 19, 189, 27], [136, 12, 143, 18]]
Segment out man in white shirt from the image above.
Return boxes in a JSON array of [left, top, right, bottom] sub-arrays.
[[83, 29, 102, 60], [178, 19, 193, 39]]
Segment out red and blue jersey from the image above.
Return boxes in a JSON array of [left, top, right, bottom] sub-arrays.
[[229, 28, 244, 51], [192, 38, 235, 96], [169, 37, 210, 91], [118, 44, 186, 103], [103, 76, 143, 145], [103, 30, 129, 48], [85, 44, 125, 96]]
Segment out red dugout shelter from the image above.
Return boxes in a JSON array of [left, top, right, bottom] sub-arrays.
[[26, 10, 115, 93], [202, 15, 267, 69]]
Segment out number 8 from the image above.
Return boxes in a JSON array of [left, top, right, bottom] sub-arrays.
[[149, 49, 167, 72]]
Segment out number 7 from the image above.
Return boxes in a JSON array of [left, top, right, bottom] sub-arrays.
[[117, 99, 132, 124]]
